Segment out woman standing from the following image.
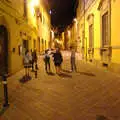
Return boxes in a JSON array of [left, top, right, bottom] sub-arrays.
[[52, 48, 63, 74]]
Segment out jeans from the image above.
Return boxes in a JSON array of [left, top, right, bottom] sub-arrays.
[[45, 61, 50, 72], [71, 57, 76, 71]]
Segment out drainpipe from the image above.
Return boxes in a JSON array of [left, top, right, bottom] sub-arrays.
[[109, 0, 112, 62], [84, 0, 87, 62]]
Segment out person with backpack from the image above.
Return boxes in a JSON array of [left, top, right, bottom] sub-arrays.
[[44, 50, 51, 73]]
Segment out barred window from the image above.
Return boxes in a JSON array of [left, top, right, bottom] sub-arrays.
[[34, 39, 36, 49], [102, 12, 108, 46]]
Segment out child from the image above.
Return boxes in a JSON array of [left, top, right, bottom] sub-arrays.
[[44, 50, 50, 73]]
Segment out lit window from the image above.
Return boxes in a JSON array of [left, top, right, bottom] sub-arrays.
[[89, 24, 94, 48]]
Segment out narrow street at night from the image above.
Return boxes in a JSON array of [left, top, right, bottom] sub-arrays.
[[1, 0, 120, 120], [1, 51, 120, 120]]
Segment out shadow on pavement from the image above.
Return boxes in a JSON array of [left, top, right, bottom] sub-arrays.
[[77, 71, 95, 77], [58, 73, 72, 78], [19, 76, 32, 83], [62, 69, 71, 73], [96, 115, 109, 120], [0, 106, 9, 116], [47, 72, 55, 76]]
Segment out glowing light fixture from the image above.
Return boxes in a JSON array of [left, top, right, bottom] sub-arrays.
[[68, 30, 71, 37], [31, 0, 40, 7], [74, 18, 77, 22], [51, 30, 54, 40], [49, 10, 52, 15]]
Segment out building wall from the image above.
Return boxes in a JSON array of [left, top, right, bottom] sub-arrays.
[[38, 5, 50, 53], [76, 0, 120, 73], [111, 0, 120, 63], [0, 0, 50, 74]]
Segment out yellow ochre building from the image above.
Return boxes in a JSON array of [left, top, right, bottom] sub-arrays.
[[74, 0, 120, 73], [0, 0, 51, 74]]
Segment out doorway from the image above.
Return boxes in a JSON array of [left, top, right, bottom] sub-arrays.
[[0, 25, 8, 75]]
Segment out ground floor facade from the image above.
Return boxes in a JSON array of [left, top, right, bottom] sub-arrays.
[[76, 0, 120, 74], [0, 14, 50, 75]]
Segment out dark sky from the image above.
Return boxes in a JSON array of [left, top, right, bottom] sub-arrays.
[[48, 0, 78, 32]]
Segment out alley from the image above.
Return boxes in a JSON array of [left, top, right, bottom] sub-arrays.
[[0, 51, 120, 120]]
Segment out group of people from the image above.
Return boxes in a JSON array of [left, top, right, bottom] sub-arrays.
[[44, 47, 77, 74], [23, 49, 38, 71], [23, 47, 77, 75], [44, 48, 63, 74]]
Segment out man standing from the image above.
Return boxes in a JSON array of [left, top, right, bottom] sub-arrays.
[[70, 47, 77, 72]]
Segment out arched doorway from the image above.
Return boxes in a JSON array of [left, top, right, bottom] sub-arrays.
[[0, 25, 8, 75]]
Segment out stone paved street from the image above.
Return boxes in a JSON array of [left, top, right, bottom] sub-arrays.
[[1, 51, 120, 120]]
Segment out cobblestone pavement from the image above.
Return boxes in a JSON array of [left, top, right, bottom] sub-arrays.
[[1, 51, 120, 120]]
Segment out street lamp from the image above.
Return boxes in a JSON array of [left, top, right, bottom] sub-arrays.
[[49, 10, 52, 15], [50, 30, 54, 48], [51, 30, 54, 40], [31, 0, 40, 7], [73, 18, 78, 51], [68, 30, 71, 37], [30, 0, 40, 16]]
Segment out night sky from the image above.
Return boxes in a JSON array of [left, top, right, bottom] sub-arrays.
[[48, 0, 78, 32]]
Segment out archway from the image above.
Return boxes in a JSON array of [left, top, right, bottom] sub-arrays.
[[0, 25, 8, 75]]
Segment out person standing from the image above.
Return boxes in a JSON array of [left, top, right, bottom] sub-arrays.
[[32, 49, 38, 70], [44, 50, 50, 73], [23, 50, 31, 77], [52, 48, 63, 74], [70, 47, 77, 72]]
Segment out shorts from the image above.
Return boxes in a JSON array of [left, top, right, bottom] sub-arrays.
[[54, 62, 61, 66]]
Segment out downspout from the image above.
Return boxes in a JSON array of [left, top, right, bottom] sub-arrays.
[[109, 0, 112, 61], [84, 0, 87, 62]]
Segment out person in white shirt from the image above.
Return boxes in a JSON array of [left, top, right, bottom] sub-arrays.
[[23, 50, 31, 77]]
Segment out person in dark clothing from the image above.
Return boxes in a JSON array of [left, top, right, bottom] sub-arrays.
[[30, 49, 34, 71], [52, 48, 63, 74], [44, 50, 50, 73], [32, 49, 38, 71]]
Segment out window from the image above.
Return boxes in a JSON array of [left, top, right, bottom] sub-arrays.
[[24, 0, 27, 18], [23, 40, 28, 51], [89, 24, 94, 48], [38, 37, 40, 52], [82, 31, 85, 48], [34, 39, 36, 49], [102, 12, 108, 47]]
